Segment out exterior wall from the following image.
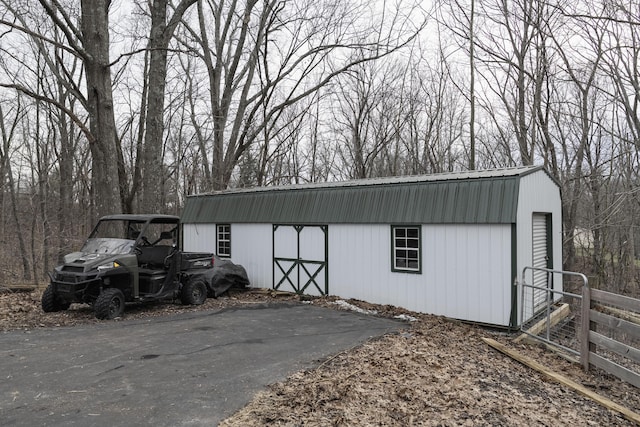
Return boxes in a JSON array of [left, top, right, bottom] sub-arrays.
[[182, 223, 216, 253], [181, 169, 561, 327], [184, 221, 513, 325], [516, 171, 563, 321], [183, 223, 274, 288], [516, 171, 563, 282], [328, 223, 512, 326]]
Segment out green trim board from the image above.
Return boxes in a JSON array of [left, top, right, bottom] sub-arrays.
[[546, 213, 553, 269], [183, 167, 551, 225], [510, 223, 518, 328]]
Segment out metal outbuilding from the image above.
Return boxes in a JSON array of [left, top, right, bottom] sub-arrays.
[[182, 166, 562, 327]]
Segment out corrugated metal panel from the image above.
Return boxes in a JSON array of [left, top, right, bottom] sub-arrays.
[[532, 213, 549, 310], [328, 223, 512, 325], [182, 223, 216, 253], [515, 171, 563, 324], [182, 166, 547, 225], [232, 224, 273, 288]]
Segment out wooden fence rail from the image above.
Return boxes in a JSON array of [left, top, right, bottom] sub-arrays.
[[581, 287, 640, 388]]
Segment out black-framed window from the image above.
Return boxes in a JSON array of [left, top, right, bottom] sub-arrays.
[[217, 224, 231, 257], [391, 225, 421, 273]]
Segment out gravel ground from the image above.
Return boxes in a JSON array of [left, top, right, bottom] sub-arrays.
[[1, 287, 639, 426]]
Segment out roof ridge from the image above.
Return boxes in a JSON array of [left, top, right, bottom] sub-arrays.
[[188, 165, 543, 198]]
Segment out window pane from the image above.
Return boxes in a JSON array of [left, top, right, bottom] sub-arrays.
[[407, 238, 419, 248], [407, 228, 419, 238], [396, 228, 406, 237]]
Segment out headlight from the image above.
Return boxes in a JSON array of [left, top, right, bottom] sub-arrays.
[[97, 261, 121, 272]]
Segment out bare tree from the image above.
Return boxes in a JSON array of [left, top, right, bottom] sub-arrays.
[[596, 1, 640, 291], [0, 2, 91, 259], [470, 0, 554, 165], [73, 0, 122, 217], [140, 0, 198, 212], [178, 0, 426, 190], [0, 96, 31, 280], [601, 2, 640, 149], [0, 0, 123, 219], [547, 5, 604, 271], [437, 0, 477, 169], [255, 100, 310, 185], [402, 50, 466, 174], [332, 61, 403, 179]]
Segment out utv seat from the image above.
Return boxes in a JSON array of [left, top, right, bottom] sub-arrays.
[[138, 246, 173, 272], [137, 246, 175, 295]]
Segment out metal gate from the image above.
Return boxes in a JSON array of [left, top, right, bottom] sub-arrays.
[[518, 267, 587, 356], [273, 225, 328, 296], [518, 268, 640, 388]]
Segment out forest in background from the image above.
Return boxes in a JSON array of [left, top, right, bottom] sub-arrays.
[[0, 0, 638, 294]]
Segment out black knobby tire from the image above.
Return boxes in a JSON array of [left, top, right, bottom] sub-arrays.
[[41, 284, 71, 312], [94, 288, 125, 320], [181, 279, 207, 305]]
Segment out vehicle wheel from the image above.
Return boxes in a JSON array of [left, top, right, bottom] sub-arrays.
[[181, 279, 207, 305], [94, 288, 125, 319], [41, 284, 71, 312]]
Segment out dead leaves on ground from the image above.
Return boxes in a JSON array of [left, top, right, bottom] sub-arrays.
[[1, 289, 638, 426]]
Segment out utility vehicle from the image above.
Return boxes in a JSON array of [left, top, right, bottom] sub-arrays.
[[42, 214, 248, 319]]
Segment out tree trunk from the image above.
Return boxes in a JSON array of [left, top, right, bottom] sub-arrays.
[[81, 0, 122, 219], [6, 164, 31, 281], [141, 0, 169, 212], [57, 107, 74, 262], [142, 0, 197, 211]]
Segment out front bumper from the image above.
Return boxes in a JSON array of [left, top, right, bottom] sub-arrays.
[[50, 272, 102, 303]]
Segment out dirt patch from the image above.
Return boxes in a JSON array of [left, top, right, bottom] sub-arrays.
[[1, 288, 639, 426]]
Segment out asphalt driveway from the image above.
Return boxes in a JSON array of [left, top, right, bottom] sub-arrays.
[[0, 302, 406, 426]]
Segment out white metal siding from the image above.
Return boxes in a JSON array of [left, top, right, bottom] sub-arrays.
[[516, 172, 562, 276], [183, 223, 273, 288], [182, 223, 216, 253], [230, 224, 273, 288], [328, 223, 512, 325], [516, 171, 563, 323], [299, 226, 326, 262]]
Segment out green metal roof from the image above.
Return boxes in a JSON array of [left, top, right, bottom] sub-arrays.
[[182, 166, 551, 224]]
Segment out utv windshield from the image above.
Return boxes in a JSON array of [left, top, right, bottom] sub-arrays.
[[89, 219, 146, 240], [81, 219, 145, 255], [81, 238, 135, 255], [81, 217, 179, 255]]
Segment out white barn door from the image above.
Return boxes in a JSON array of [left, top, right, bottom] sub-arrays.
[[532, 213, 551, 311], [273, 225, 328, 296]]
